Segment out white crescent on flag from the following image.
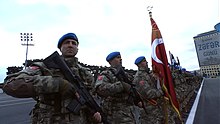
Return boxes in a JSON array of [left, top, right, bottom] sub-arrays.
[[151, 38, 164, 64]]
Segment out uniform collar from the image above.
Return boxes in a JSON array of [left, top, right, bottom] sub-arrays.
[[138, 67, 148, 71], [64, 57, 78, 67]]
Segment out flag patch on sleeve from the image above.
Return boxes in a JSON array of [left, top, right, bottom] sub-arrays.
[[139, 80, 145, 86], [98, 75, 103, 81], [29, 66, 39, 70]]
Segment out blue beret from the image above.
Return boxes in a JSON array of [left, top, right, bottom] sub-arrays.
[[182, 68, 186, 72], [57, 33, 78, 49], [106, 51, 120, 62], [135, 56, 146, 65]]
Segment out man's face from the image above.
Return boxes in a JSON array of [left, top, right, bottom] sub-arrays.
[[138, 59, 148, 69], [60, 39, 78, 58], [109, 55, 122, 67]]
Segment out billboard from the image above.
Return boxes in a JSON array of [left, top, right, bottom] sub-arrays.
[[194, 31, 220, 66]]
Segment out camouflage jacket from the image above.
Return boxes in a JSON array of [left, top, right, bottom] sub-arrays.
[[95, 67, 130, 102], [95, 66, 136, 123], [133, 68, 163, 106]]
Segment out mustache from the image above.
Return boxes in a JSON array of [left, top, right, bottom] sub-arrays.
[[65, 48, 75, 52]]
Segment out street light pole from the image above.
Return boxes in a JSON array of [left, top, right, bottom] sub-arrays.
[[20, 33, 34, 69]]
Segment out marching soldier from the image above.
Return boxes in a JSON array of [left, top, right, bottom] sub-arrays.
[[3, 33, 101, 124], [95, 51, 137, 124], [133, 56, 164, 124]]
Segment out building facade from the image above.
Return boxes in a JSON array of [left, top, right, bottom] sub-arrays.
[[194, 30, 220, 78]]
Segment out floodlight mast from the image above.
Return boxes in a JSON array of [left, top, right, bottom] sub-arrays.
[[20, 33, 34, 69]]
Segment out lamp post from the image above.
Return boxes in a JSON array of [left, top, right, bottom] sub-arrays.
[[20, 33, 34, 69], [214, 23, 220, 32]]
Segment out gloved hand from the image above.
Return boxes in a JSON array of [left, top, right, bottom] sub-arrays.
[[121, 81, 131, 93], [58, 78, 77, 99]]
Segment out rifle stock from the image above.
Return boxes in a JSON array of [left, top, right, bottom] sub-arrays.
[[43, 51, 109, 124]]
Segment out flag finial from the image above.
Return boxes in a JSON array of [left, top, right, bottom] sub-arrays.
[[147, 6, 153, 18], [149, 11, 152, 18]]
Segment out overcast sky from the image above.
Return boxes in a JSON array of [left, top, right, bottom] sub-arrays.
[[0, 0, 219, 82]]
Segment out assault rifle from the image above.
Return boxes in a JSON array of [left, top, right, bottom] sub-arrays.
[[115, 67, 150, 114], [43, 51, 108, 124], [115, 66, 143, 106]]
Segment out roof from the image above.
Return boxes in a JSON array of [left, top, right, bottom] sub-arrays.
[[193, 30, 219, 39]]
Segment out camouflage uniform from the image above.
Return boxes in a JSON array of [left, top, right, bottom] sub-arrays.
[[172, 70, 185, 109], [95, 67, 136, 124], [133, 67, 164, 124], [4, 57, 94, 124]]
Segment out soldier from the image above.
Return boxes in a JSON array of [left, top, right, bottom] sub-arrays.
[[2, 33, 101, 124], [133, 56, 164, 124], [95, 51, 137, 124]]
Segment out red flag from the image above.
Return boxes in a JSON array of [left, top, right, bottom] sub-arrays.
[[149, 12, 181, 120]]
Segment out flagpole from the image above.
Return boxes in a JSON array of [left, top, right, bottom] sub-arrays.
[[148, 9, 169, 124], [148, 9, 183, 124]]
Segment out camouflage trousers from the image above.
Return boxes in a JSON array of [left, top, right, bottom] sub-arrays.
[[140, 105, 164, 124], [103, 103, 136, 124], [30, 103, 81, 124], [31, 112, 80, 124]]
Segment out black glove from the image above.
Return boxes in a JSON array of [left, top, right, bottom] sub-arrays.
[[57, 78, 76, 99], [121, 81, 131, 93]]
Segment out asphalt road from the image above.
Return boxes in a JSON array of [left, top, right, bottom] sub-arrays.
[[0, 93, 35, 124], [193, 78, 220, 124]]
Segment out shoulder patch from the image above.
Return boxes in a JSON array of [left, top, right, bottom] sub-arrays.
[[139, 80, 145, 86], [29, 66, 39, 70], [97, 75, 103, 81]]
